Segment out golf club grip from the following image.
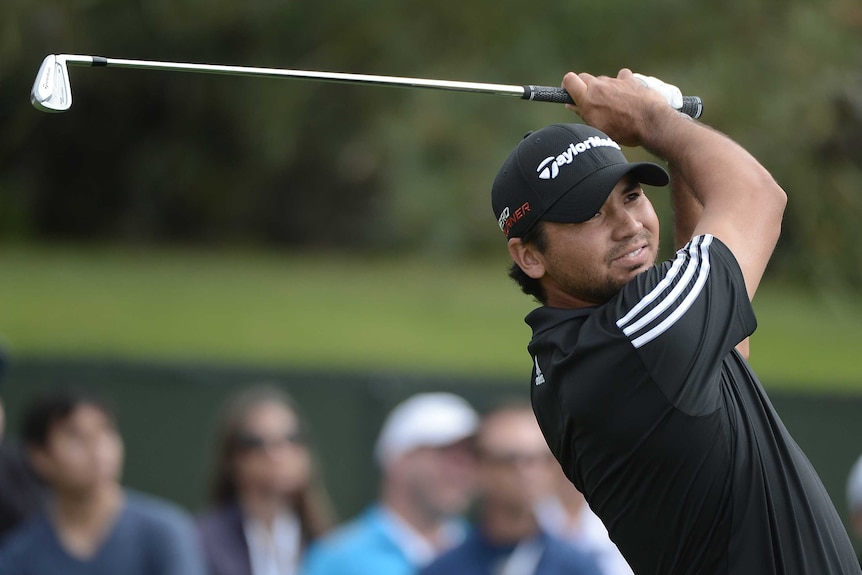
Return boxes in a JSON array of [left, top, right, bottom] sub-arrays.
[[522, 85, 704, 119], [523, 85, 573, 104]]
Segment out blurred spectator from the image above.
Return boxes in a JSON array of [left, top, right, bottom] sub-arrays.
[[198, 385, 336, 575], [301, 392, 478, 575], [0, 347, 45, 540], [535, 467, 634, 575], [421, 402, 600, 575], [848, 453, 862, 566], [0, 387, 206, 575]]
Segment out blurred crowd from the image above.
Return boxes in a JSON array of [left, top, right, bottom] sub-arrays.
[[0, 356, 860, 574]]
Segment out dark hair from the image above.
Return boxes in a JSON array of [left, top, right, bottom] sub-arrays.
[[508, 222, 549, 304], [21, 387, 116, 448], [208, 385, 335, 543]]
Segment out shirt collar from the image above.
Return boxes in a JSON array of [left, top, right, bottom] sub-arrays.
[[377, 505, 465, 567], [525, 306, 593, 334], [243, 510, 302, 575]]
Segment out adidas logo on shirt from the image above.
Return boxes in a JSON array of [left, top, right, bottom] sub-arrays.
[[534, 356, 546, 386]]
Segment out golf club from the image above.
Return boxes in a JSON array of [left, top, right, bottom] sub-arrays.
[[31, 54, 704, 118]]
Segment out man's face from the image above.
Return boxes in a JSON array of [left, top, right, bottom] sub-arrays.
[[397, 439, 477, 520], [476, 409, 556, 510], [31, 404, 124, 495], [522, 176, 660, 307]]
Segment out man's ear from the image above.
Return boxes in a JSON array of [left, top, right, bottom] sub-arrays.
[[508, 238, 546, 280]]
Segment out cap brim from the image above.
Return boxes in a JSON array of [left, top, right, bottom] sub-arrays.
[[376, 425, 477, 466], [542, 161, 669, 224], [374, 394, 479, 466]]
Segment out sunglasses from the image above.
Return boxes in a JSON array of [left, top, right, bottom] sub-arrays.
[[234, 430, 305, 452]]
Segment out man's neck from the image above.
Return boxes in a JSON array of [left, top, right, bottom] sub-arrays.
[[52, 483, 124, 559], [383, 496, 444, 544], [481, 501, 538, 545], [544, 295, 588, 309], [561, 490, 586, 517]]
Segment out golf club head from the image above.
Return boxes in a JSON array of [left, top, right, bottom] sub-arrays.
[[31, 54, 72, 112]]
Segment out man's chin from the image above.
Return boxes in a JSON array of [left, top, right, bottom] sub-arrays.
[[629, 252, 657, 276], [619, 262, 651, 283], [605, 263, 653, 298]]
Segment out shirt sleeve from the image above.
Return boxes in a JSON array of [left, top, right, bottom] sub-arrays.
[[150, 509, 209, 575], [609, 234, 757, 415], [299, 542, 359, 575]]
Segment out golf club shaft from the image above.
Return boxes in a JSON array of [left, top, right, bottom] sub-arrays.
[[60, 55, 703, 117]]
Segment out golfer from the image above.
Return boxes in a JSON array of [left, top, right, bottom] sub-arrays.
[[493, 69, 861, 574]]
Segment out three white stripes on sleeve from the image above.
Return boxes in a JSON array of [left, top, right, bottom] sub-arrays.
[[616, 235, 714, 349]]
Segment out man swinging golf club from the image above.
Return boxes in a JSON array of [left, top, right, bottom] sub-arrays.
[[494, 68, 861, 574]]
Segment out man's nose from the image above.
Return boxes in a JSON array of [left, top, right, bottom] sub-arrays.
[[611, 208, 643, 239]]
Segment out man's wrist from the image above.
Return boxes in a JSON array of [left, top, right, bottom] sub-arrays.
[[638, 102, 695, 161]]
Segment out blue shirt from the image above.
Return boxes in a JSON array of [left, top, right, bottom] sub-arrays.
[[0, 490, 206, 575], [300, 505, 462, 575], [420, 527, 601, 575]]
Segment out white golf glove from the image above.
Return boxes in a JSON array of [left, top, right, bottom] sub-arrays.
[[633, 73, 684, 111]]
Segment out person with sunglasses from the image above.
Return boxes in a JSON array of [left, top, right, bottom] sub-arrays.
[[198, 385, 336, 575]]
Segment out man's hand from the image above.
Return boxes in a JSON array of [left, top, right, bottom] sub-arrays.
[[561, 69, 671, 147]]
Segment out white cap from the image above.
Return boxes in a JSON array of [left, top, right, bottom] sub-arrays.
[[375, 392, 479, 467], [848, 452, 862, 513]]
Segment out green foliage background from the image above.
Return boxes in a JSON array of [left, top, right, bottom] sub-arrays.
[[2, 246, 862, 388], [2, 0, 861, 285]]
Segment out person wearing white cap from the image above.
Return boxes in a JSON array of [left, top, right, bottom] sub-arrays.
[[848, 453, 862, 566], [300, 393, 478, 575]]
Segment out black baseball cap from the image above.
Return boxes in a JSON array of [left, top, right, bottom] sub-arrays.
[[491, 123, 670, 239]]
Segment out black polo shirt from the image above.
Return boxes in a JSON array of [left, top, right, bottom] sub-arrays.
[[527, 235, 861, 575]]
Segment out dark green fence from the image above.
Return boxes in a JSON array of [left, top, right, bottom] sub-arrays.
[[3, 358, 861, 552]]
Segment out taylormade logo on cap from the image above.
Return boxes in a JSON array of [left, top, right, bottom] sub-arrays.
[[536, 136, 622, 180]]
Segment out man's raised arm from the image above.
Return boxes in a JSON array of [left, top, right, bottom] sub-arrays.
[[563, 69, 787, 301]]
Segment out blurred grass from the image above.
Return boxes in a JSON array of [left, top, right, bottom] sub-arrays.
[[0, 245, 860, 391]]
